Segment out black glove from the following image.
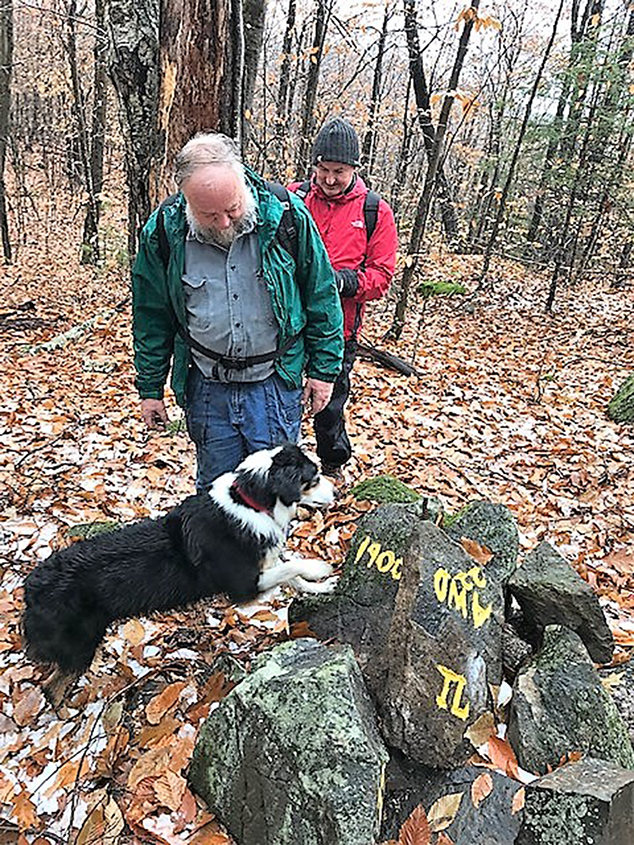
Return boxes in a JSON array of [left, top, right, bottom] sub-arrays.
[[335, 268, 359, 298]]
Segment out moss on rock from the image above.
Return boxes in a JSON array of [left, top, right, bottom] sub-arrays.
[[608, 375, 634, 424], [351, 475, 421, 504]]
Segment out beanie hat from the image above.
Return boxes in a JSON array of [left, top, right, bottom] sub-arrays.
[[312, 118, 360, 167]]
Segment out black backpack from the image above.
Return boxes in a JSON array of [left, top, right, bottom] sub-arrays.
[[155, 181, 299, 270], [294, 180, 380, 242]]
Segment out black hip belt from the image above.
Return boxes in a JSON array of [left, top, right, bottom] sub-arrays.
[[176, 323, 299, 371]]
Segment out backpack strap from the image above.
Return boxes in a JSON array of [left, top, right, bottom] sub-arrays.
[[363, 190, 380, 243], [265, 181, 299, 265], [294, 181, 381, 245], [295, 180, 311, 200], [156, 193, 180, 269]]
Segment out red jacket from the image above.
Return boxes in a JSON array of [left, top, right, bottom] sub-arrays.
[[288, 176, 398, 340]]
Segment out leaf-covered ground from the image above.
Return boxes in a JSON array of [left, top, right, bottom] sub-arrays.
[[1, 229, 633, 842]]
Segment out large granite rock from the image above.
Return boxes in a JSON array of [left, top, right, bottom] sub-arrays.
[[188, 639, 388, 845], [599, 658, 634, 746], [508, 541, 614, 664], [293, 507, 504, 768], [381, 521, 503, 767], [517, 757, 634, 844], [508, 626, 634, 775], [443, 500, 519, 585], [289, 503, 425, 696], [382, 753, 523, 845]]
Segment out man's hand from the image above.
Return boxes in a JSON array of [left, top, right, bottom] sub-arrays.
[[303, 378, 334, 416], [141, 398, 169, 429]]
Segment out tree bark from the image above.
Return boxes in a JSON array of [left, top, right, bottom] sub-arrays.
[[105, 0, 162, 257], [0, 0, 12, 262], [479, 0, 566, 285], [402, 0, 460, 245], [296, 0, 332, 176], [387, 0, 479, 341], [81, 0, 108, 264], [105, 0, 266, 258], [360, 1, 390, 184]]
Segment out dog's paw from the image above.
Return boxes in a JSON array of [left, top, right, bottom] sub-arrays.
[[293, 558, 333, 582], [292, 574, 339, 594]]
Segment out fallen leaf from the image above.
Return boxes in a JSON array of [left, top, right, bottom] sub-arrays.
[[122, 618, 146, 646], [512, 787, 525, 814], [128, 746, 172, 790], [459, 538, 493, 565], [602, 548, 634, 577], [188, 824, 233, 845], [43, 760, 81, 797], [146, 681, 188, 725], [12, 686, 45, 726], [487, 736, 520, 779], [11, 790, 40, 831], [471, 772, 494, 808], [398, 803, 431, 844], [465, 710, 496, 748], [427, 792, 464, 833], [154, 770, 187, 812]]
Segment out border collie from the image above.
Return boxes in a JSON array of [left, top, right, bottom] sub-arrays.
[[22, 444, 335, 703]]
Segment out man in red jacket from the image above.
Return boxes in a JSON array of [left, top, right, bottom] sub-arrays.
[[289, 117, 398, 478]]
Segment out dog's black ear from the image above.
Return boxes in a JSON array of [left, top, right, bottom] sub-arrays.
[[271, 468, 304, 507]]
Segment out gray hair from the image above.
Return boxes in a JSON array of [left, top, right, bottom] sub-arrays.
[[173, 132, 245, 188]]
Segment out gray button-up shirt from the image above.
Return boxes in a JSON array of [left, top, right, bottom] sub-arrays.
[[183, 219, 279, 382]]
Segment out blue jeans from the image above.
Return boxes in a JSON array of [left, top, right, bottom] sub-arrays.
[[185, 366, 303, 492]]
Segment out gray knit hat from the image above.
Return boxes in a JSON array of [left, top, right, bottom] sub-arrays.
[[312, 118, 360, 167]]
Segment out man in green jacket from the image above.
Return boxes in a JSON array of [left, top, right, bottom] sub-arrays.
[[132, 132, 343, 491]]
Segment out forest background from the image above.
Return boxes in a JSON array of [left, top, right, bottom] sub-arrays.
[[1, 0, 634, 841]]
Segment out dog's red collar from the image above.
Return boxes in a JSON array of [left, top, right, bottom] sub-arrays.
[[230, 481, 271, 514]]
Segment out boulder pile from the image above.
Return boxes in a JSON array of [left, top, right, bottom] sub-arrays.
[[188, 492, 634, 844]]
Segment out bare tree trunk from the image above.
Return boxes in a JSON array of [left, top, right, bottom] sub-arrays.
[[545, 112, 594, 312], [65, 0, 105, 264], [106, 0, 266, 258], [274, 0, 296, 167], [387, 0, 479, 341], [402, 0, 460, 245], [105, 0, 161, 257], [360, 0, 390, 184], [296, 0, 332, 176], [389, 73, 413, 221], [0, 0, 12, 262], [242, 0, 267, 145], [478, 0, 566, 285], [81, 0, 108, 264]]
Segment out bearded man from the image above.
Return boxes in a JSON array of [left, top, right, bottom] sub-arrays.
[[132, 132, 343, 491]]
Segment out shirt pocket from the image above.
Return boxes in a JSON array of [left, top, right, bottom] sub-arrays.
[[182, 272, 214, 332]]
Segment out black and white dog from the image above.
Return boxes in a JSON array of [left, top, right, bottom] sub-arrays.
[[22, 445, 335, 702]]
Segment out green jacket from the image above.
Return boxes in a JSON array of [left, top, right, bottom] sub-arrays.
[[132, 168, 344, 406]]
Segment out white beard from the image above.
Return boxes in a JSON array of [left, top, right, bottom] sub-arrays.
[[186, 188, 258, 248]]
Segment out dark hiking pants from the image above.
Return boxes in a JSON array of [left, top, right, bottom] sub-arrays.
[[314, 338, 357, 468]]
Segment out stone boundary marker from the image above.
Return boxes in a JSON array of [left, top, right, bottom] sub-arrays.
[[291, 503, 506, 768], [189, 498, 634, 844]]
